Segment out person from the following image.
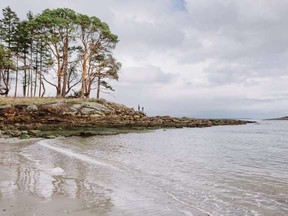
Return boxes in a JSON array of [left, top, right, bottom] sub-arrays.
[[138, 104, 140, 111], [141, 107, 144, 112]]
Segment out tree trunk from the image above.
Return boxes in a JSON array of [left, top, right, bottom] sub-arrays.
[[56, 60, 62, 97], [23, 54, 27, 97], [96, 75, 101, 99], [0, 69, 2, 89], [14, 55, 19, 98], [39, 69, 42, 97], [29, 66, 33, 97], [30, 45, 33, 97], [38, 44, 43, 97], [41, 81, 45, 97], [61, 37, 69, 98], [34, 53, 38, 97], [5, 68, 10, 97], [81, 50, 87, 98]]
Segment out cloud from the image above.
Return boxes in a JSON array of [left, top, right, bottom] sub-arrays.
[[1, 0, 288, 118], [120, 65, 174, 85]]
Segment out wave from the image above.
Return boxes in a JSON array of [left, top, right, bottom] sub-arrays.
[[38, 140, 122, 172]]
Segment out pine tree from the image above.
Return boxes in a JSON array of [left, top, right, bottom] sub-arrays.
[[0, 6, 19, 96], [77, 15, 119, 98]]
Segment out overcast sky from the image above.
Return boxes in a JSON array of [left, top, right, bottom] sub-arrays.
[[1, 0, 288, 118]]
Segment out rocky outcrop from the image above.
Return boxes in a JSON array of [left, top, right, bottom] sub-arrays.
[[269, 116, 288, 120], [0, 98, 254, 138]]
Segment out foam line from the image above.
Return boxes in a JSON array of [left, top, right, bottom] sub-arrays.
[[39, 140, 122, 172], [39, 140, 212, 215]]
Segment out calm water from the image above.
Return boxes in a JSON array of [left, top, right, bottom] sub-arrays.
[[3, 120, 288, 215]]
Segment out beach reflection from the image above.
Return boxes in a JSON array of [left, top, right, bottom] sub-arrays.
[[1, 139, 206, 216], [13, 145, 114, 212], [0, 140, 113, 215]]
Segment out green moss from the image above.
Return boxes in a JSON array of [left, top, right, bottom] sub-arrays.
[[34, 125, 152, 138], [19, 134, 30, 139]]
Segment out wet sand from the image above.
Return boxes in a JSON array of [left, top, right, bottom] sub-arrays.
[[0, 138, 208, 216], [0, 139, 99, 216]]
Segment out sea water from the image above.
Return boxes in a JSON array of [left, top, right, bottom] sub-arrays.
[[6, 120, 288, 215]]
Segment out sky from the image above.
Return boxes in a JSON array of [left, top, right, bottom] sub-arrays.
[[1, 0, 288, 118]]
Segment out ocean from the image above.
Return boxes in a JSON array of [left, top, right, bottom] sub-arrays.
[[2, 120, 288, 215]]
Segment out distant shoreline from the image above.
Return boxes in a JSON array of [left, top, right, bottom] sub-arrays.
[[267, 116, 288, 120]]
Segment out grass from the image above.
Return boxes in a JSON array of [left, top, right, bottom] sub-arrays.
[[0, 97, 100, 105]]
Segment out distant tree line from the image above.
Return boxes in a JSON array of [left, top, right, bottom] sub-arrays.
[[0, 7, 120, 98]]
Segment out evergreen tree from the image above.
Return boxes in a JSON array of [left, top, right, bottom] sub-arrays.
[[77, 14, 119, 98], [0, 45, 14, 95], [15, 19, 31, 97], [0, 6, 121, 98], [0, 6, 19, 96], [30, 8, 78, 97]]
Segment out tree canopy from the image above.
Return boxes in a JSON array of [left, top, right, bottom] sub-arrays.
[[0, 7, 120, 98]]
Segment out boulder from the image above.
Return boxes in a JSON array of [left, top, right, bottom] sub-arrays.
[[45, 135, 56, 139], [27, 104, 38, 112], [81, 102, 107, 111], [70, 104, 81, 111], [28, 130, 43, 137]]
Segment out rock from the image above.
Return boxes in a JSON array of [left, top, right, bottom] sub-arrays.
[[70, 104, 81, 111], [175, 124, 184, 128], [28, 130, 42, 137], [187, 122, 197, 127], [0, 104, 12, 109], [90, 113, 104, 118], [15, 104, 29, 111], [27, 104, 38, 112], [80, 107, 95, 115], [79, 131, 96, 137], [2, 107, 16, 117], [81, 102, 107, 111], [133, 115, 141, 119], [207, 121, 213, 127], [0, 99, 253, 139], [20, 134, 30, 139], [38, 103, 69, 114], [45, 135, 56, 139], [5, 130, 22, 137]]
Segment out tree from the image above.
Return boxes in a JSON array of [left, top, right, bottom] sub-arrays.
[[0, 45, 14, 95], [0, 6, 121, 98], [30, 8, 77, 97], [0, 6, 19, 96], [86, 53, 120, 99], [96, 54, 120, 99], [77, 14, 119, 98]]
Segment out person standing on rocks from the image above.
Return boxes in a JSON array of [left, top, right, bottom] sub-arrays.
[[138, 104, 140, 111]]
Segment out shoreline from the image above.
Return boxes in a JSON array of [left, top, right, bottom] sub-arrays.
[[0, 136, 209, 216], [0, 98, 255, 139]]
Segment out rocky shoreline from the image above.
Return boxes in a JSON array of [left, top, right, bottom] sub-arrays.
[[0, 98, 254, 139], [269, 116, 288, 120]]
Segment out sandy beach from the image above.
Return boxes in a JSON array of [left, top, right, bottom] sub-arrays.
[[0, 138, 103, 216], [0, 137, 208, 216]]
